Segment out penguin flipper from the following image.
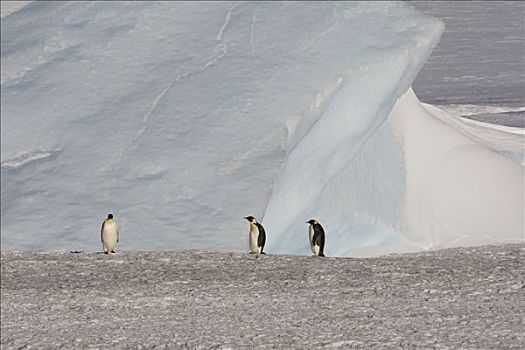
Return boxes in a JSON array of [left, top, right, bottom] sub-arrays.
[[101, 221, 105, 243], [256, 223, 266, 251]]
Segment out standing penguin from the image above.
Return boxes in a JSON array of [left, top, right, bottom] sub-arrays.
[[306, 219, 325, 257], [101, 213, 119, 254], [244, 216, 266, 254]]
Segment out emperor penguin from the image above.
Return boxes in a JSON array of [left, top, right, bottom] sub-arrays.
[[101, 213, 119, 254], [244, 216, 266, 254], [306, 219, 325, 257]]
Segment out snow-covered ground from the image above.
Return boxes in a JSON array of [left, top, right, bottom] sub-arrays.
[[1, 2, 523, 255], [1, 245, 524, 349]]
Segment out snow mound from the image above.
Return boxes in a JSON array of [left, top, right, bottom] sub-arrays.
[[388, 90, 523, 255], [2, 2, 522, 254]]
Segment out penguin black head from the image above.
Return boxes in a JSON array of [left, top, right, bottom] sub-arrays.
[[244, 216, 256, 223], [306, 219, 317, 225], [107, 214, 114, 220]]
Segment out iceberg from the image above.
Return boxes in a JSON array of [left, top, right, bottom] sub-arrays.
[[1, 1, 522, 254]]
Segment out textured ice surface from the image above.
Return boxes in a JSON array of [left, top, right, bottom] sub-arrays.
[[1, 2, 443, 253], [1, 244, 524, 349], [1, 2, 522, 255]]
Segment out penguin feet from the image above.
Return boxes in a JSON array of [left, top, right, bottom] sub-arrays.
[[111, 250, 116, 254], [104, 251, 109, 255]]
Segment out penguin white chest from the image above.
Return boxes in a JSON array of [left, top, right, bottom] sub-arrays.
[[249, 224, 260, 254], [308, 225, 319, 255], [102, 220, 118, 252]]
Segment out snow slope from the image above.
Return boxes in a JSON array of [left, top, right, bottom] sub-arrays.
[[389, 90, 523, 253], [265, 87, 524, 257], [1, 2, 522, 254]]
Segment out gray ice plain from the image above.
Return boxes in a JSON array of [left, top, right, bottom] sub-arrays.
[[1, 244, 524, 349], [1, 1, 525, 349]]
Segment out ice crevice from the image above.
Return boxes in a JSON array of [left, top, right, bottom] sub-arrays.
[[1, 148, 62, 170], [217, 2, 244, 41], [302, 3, 340, 52], [134, 3, 243, 142], [249, 5, 259, 57], [136, 83, 174, 138]]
